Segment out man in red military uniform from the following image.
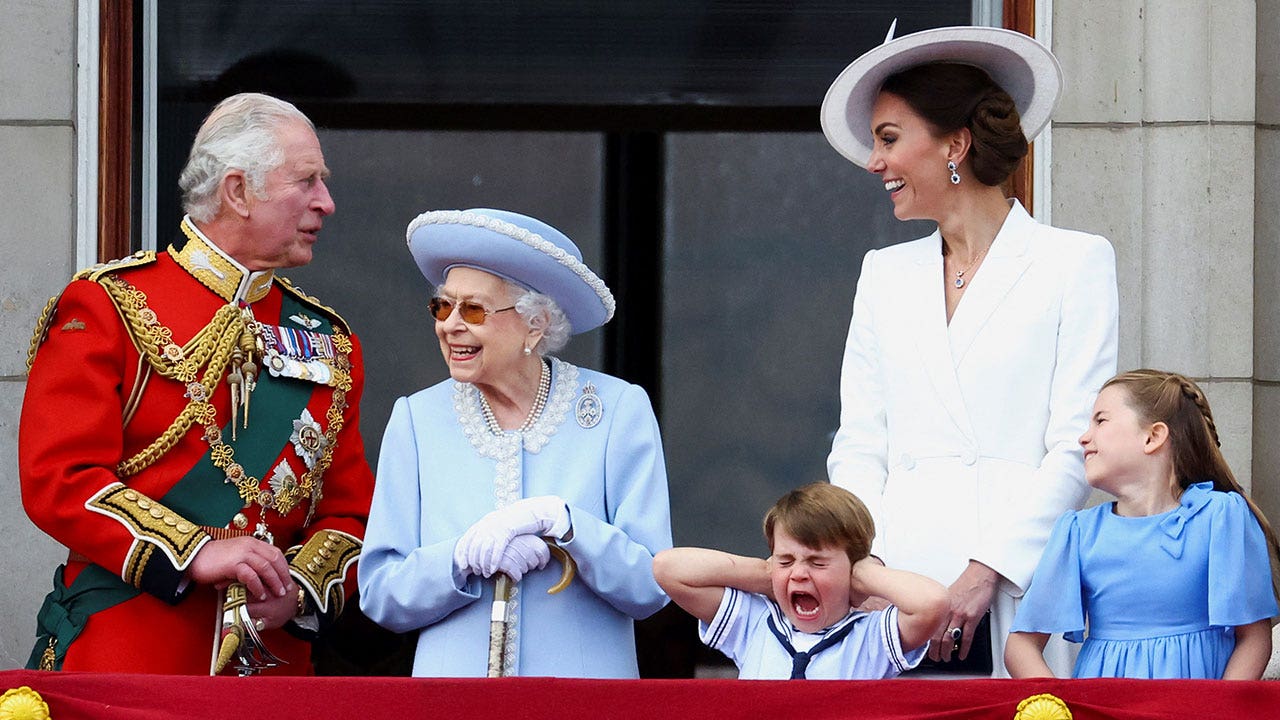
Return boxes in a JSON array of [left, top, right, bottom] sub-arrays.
[[20, 93, 375, 675]]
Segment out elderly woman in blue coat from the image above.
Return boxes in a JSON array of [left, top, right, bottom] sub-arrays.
[[359, 209, 673, 677]]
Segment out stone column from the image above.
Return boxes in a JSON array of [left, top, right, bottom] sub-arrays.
[[1052, 0, 1259, 490], [1256, 0, 1280, 524], [0, 0, 80, 669]]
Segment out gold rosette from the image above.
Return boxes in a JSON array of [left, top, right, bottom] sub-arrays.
[[0, 687, 51, 720], [1014, 693, 1072, 720]]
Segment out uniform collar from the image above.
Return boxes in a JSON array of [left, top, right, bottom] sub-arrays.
[[172, 216, 275, 303]]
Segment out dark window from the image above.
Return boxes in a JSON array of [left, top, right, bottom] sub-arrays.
[[155, 0, 972, 677]]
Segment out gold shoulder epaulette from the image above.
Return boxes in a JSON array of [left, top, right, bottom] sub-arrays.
[[73, 250, 158, 282], [275, 275, 352, 334], [27, 251, 159, 373]]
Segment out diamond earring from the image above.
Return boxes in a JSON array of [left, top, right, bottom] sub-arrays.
[[948, 161, 960, 185]]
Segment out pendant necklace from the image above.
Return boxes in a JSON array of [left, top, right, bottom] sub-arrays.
[[951, 244, 989, 289]]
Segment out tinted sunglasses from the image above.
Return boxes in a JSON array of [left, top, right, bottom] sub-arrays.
[[428, 297, 516, 325]]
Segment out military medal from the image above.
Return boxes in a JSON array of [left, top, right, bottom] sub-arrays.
[[575, 382, 603, 429], [291, 409, 328, 469], [260, 323, 340, 386], [268, 459, 301, 509]]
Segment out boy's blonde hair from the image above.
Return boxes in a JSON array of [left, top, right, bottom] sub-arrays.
[[763, 482, 875, 562]]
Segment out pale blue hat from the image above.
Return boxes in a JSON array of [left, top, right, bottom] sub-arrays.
[[406, 208, 615, 334]]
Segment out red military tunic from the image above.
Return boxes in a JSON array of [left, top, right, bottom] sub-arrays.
[[20, 220, 374, 674]]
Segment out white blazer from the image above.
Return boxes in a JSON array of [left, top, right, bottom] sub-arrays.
[[827, 200, 1118, 641]]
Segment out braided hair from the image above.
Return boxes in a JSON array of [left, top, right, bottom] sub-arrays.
[[1103, 369, 1280, 604]]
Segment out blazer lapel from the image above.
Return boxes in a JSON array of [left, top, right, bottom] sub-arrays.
[[903, 232, 975, 439], [948, 201, 1034, 366]]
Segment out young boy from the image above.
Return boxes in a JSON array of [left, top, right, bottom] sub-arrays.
[[653, 483, 948, 679]]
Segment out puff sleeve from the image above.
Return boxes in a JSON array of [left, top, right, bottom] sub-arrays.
[[1010, 510, 1087, 643], [1207, 491, 1278, 628]]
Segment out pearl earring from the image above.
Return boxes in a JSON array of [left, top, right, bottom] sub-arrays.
[[523, 345, 532, 356], [947, 161, 960, 185]]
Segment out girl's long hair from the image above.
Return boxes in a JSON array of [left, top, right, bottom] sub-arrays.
[[1104, 369, 1280, 607]]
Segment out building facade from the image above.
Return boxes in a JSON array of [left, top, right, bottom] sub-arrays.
[[2, 0, 1278, 670]]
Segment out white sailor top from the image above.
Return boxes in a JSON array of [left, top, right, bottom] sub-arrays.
[[700, 588, 926, 680]]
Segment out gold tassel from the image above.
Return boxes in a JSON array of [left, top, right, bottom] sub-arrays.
[[213, 626, 242, 675], [226, 346, 242, 442], [39, 637, 56, 671], [236, 304, 259, 432]]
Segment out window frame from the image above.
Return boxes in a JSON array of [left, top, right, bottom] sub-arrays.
[[94, 1, 1039, 260]]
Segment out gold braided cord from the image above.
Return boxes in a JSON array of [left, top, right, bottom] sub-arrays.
[[104, 273, 354, 519], [25, 293, 61, 373], [27, 252, 158, 374], [101, 274, 242, 384], [116, 316, 241, 478]]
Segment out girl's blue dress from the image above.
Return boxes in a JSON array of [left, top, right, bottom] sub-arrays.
[[1011, 482, 1277, 678]]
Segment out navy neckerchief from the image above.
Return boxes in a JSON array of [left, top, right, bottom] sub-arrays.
[[766, 607, 863, 679]]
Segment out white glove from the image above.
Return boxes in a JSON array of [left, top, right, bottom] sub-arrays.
[[494, 534, 552, 583], [455, 496, 570, 578]]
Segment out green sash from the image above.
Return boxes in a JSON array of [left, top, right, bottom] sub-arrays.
[[162, 292, 332, 527], [27, 564, 137, 670]]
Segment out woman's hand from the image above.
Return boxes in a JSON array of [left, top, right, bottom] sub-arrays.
[[930, 560, 999, 662], [454, 496, 570, 577]]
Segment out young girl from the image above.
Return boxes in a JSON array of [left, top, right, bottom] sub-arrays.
[[1006, 370, 1280, 679]]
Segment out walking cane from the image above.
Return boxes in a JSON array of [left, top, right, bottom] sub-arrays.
[[486, 541, 576, 677]]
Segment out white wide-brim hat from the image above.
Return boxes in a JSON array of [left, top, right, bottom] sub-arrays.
[[406, 208, 615, 334], [821, 24, 1063, 168]]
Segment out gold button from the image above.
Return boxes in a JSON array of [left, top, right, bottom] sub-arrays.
[[136, 498, 151, 510], [232, 513, 249, 529], [176, 522, 194, 533], [124, 490, 139, 501], [163, 515, 178, 526], [149, 506, 165, 519]]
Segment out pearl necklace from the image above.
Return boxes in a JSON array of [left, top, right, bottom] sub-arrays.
[[479, 359, 551, 435]]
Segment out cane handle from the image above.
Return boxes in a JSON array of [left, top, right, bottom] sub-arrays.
[[545, 541, 576, 595]]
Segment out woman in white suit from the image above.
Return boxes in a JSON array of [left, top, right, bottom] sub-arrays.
[[820, 26, 1118, 677]]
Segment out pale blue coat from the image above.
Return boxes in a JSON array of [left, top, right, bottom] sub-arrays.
[[359, 358, 672, 677]]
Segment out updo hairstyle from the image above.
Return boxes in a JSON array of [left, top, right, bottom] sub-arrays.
[[880, 62, 1028, 186]]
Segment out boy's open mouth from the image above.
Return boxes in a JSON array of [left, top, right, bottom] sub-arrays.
[[791, 592, 821, 620]]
